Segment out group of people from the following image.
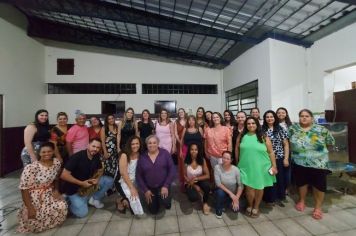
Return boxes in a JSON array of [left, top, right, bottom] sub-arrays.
[[17, 106, 335, 233]]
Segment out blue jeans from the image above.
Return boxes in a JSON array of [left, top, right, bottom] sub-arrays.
[[67, 175, 114, 218], [215, 188, 238, 215]]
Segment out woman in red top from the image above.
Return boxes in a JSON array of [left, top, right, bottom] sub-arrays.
[[88, 116, 103, 139]]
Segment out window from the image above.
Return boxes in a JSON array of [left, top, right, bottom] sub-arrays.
[[142, 84, 217, 94], [57, 59, 74, 75], [47, 83, 136, 94], [225, 80, 258, 114]]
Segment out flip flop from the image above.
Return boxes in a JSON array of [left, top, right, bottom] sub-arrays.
[[312, 208, 323, 220], [295, 202, 305, 212], [245, 207, 252, 216], [251, 209, 260, 218]]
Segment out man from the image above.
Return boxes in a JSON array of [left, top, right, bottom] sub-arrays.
[[61, 138, 113, 218], [66, 113, 89, 156]]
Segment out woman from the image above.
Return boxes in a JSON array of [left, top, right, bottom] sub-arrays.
[[136, 135, 175, 215], [21, 109, 52, 166], [204, 112, 232, 170], [17, 142, 67, 233], [137, 109, 154, 150], [223, 110, 236, 134], [262, 110, 289, 207], [181, 116, 204, 155], [116, 136, 144, 215], [100, 114, 119, 179], [175, 108, 187, 191], [155, 109, 175, 154], [196, 107, 206, 132], [236, 117, 277, 218], [250, 107, 263, 125], [276, 107, 293, 130], [184, 143, 210, 214], [118, 107, 138, 151], [50, 112, 69, 164], [205, 110, 213, 129], [289, 109, 334, 220], [214, 151, 243, 219], [88, 116, 103, 139], [233, 111, 246, 164]]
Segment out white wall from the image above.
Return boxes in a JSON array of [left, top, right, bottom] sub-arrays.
[[223, 39, 271, 113], [45, 46, 222, 123], [0, 5, 45, 127]]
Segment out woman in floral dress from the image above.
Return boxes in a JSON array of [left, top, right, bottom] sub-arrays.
[[17, 142, 67, 233]]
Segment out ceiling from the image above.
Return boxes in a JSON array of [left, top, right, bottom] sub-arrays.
[[6, 0, 356, 69]]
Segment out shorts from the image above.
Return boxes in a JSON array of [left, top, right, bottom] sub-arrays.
[[292, 163, 330, 192]]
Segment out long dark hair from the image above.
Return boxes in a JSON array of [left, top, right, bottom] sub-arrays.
[[90, 116, 103, 127], [262, 110, 283, 137], [196, 107, 206, 124], [239, 117, 264, 144], [205, 110, 213, 128], [138, 109, 154, 130], [119, 136, 142, 162], [276, 107, 292, 127], [223, 109, 236, 126], [184, 143, 204, 166], [104, 114, 118, 134], [34, 109, 49, 128]]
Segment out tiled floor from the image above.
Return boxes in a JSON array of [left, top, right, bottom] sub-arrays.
[[1, 171, 356, 236]]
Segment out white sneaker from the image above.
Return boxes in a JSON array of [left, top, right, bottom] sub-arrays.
[[89, 197, 104, 209]]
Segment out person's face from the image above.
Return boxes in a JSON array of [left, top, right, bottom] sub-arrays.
[[160, 111, 168, 120], [178, 109, 185, 119], [251, 109, 260, 119], [91, 117, 100, 127], [126, 109, 134, 120], [88, 141, 101, 156], [107, 115, 115, 125], [131, 138, 140, 153], [222, 153, 232, 166], [57, 115, 68, 126], [212, 114, 221, 125], [147, 137, 159, 153], [197, 109, 204, 118], [277, 109, 287, 120], [246, 119, 257, 133], [190, 144, 198, 159], [224, 112, 231, 121], [265, 113, 275, 126], [236, 113, 246, 125], [188, 117, 196, 127], [39, 146, 54, 161], [142, 111, 149, 120], [76, 115, 86, 126], [37, 112, 48, 124], [299, 111, 313, 126], [205, 112, 212, 121]]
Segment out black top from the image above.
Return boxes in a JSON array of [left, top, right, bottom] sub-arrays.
[[63, 150, 102, 195], [33, 123, 50, 142], [183, 129, 203, 147], [138, 121, 154, 141], [120, 120, 136, 149]]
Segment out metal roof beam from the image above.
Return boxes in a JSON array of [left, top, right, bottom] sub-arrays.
[[26, 17, 229, 68], [335, 0, 356, 5], [13, 0, 259, 44]]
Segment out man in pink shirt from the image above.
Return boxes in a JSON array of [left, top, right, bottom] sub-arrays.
[[66, 113, 89, 155]]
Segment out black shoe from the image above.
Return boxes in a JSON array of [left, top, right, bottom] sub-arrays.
[[215, 210, 223, 219]]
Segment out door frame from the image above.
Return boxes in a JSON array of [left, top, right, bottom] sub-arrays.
[[0, 95, 3, 177]]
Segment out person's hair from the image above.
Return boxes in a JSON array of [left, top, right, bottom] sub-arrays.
[[90, 116, 103, 127], [138, 109, 154, 130], [262, 110, 283, 137], [212, 112, 224, 126], [120, 136, 142, 162], [299, 109, 313, 118], [89, 137, 102, 144], [159, 108, 171, 124], [37, 142, 55, 160], [104, 114, 118, 134], [223, 110, 236, 126], [250, 107, 261, 119], [56, 112, 68, 120], [34, 109, 49, 128], [75, 113, 86, 119], [176, 108, 187, 123], [222, 151, 233, 159], [121, 107, 136, 129], [196, 107, 206, 123], [205, 110, 213, 128], [145, 134, 160, 145], [184, 143, 204, 166], [186, 115, 199, 129], [276, 107, 292, 127], [240, 117, 264, 144]]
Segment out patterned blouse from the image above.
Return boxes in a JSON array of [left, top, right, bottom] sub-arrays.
[[288, 123, 335, 170], [264, 127, 288, 159]]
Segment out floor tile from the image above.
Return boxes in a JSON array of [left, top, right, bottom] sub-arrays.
[[294, 215, 333, 235], [251, 221, 284, 236], [180, 230, 205, 236], [273, 218, 311, 236], [53, 224, 84, 236], [87, 209, 113, 223], [129, 217, 155, 236], [330, 210, 356, 227], [337, 229, 356, 236], [178, 214, 203, 232], [229, 225, 259, 236], [78, 222, 108, 236], [205, 227, 232, 236], [199, 213, 226, 229], [222, 212, 248, 226], [155, 215, 179, 235], [319, 213, 352, 232], [262, 206, 288, 220], [103, 219, 132, 236]]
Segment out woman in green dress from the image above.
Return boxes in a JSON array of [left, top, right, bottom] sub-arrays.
[[236, 117, 277, 218]]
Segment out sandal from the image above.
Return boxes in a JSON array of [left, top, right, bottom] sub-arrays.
[[245, 207, 252, 216], [312, 208, 323, 220], [295, 202, 305, 212], [251, 209, 260, 218], [203, 203, 210, 215]]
